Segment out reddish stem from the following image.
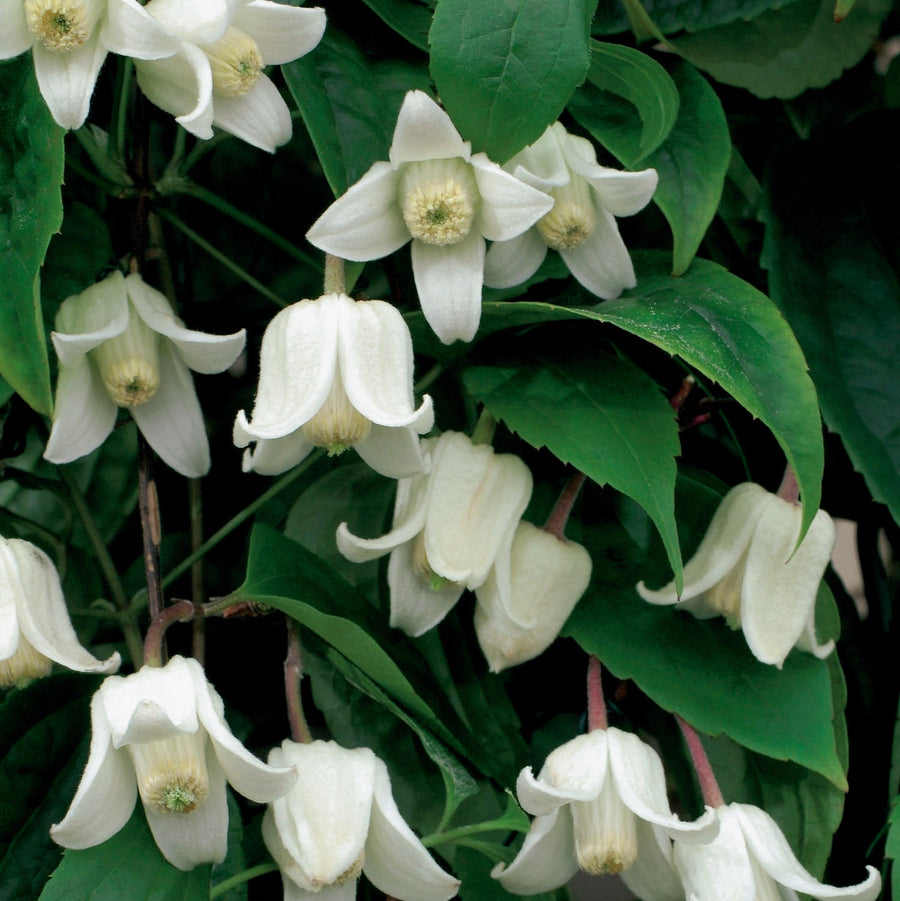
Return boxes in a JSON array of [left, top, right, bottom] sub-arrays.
[[669, 375, 696, 412], [143, 600, 199, 667], [777, 464, 800, 505], [285, 617, 312, 744], [544, 470, 587, 539], [676, 714, 725, 807], [587, 656, 607, 731]]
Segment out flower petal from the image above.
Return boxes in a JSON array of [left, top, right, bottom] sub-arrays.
[[619, 820, 686, 901], [563, 141, 659, 218], [471, 155, 554, 242], [142, 0, 231, 43], [483, 229, 547, 289], [794, 608, 836, 660], [212, 73, 292, 152], [234, 0, 326, 64], [560, 208, 636, 300], [0, 0, 33, 58], [389, 90, 470, 165], [355, 424, 429, 479], [32, 35, 106, 130], [235, 427, 315, 475], [411, 229, 485, 344], [507, 124, 571, 190], [102, 0, 180, 59]]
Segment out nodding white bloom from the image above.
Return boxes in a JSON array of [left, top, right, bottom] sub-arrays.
[[306, 90, 554, 344], [673, 802, 880, 901], [0, 0, 177, 129], [43, 270, 246, 479], [0, 536, 120, 688], [474, 520, 592, 672], [493, 728, 718, 896], [483, 122, 658, 300], [263, 740, 460, 901], [337, 431, 533, 636], [51, 655, 297, 870], [233, 293, 433, 479], [637, 482, 836, 668], [134, 0, 325, 152]]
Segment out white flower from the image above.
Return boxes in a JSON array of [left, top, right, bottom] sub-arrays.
[[306, 90, 554, 344], [263, 740, 460, 901], [636, 482, 836, 668], [474, 520, 592, 672], [673, 802, 880, 901], [483, 122, 658, 300], [0, 0, 178, 129], [44, 270, 246, 479], [233, 293, 433, 479], [494, 728, 717, 895], [51, 655, 297, 870], [336, 430, 533, 636], [0, 536, 120, 688], [134, 0, 325, 152]]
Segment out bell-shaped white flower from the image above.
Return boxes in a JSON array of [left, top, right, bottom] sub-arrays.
[[43, 270, 246, 478], [134, 0, 325, 152], [673, 802, 880, 901], [51, 655, 297, 870], [474, 520, 592, 672], [0, 0, 178, 129], [263, 740, 459, 901], [306, 90, 554, 344], [483, 122, 658, 300], [0, 536, 120, 688], [636, 482, 836, 668], [336, 430, 533, 636], [493, 728, 718, 896], [233, 293, 433, 479]]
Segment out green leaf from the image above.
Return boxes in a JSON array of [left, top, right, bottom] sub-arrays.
[[39, 808, 211, 900], [360, 0, 433, 49], [429, 0, 595, 161], [0, 56, 64, 415], [464, 343, 683, 587]]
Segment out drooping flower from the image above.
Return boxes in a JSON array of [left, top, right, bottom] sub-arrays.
[[0, 0, 178, 129], [336, 431, 533, 636], [0, 536, 120, 688], [306, 90, 554, 344], [673, 802, 880, 901], [493, 728, 718, 895], [51, 655, 297, 870], [636, 482, 836, 668], [233, 293, 433, 479], [473, 520, 592, 672], [483, 122, 658, 300], [134, 0, 326, 152], [263, 740, 460, 901], [43, 270, 246, 478]]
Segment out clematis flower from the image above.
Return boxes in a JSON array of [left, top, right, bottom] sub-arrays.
[[233, 293, 433, 479], [0, 536, 120, 688], [263, 739, 460, 901], [336, 430, 533, 636], [473, 520, 592, 672], [493, 728, 718, 895], [673, 802, 880, 900], [51, 655, 297, 870], [43, 270, 246, 479], [134, 0, 325, 152], [306, 90, 554, 344], [636, 482, 836, 668], [0, 0, 178, 129], [483, 122, 658, 300]]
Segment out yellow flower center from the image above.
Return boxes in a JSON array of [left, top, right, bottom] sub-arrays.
[[92, 312, 160, 408], [129, 732, 210, 814], [0, 631, 53, 689], [204, 27, 264, 98], [301, 371, 371, 455], [571, 781, 638, 876], [400, 159, 479, 246], [24, 0, 92, 52], [536, 174, 596, 251]]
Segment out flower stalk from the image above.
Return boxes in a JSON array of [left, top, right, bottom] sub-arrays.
[[587, 655, 607, 732], [284, 617, 312, 745], [676, 714, 725, 808]]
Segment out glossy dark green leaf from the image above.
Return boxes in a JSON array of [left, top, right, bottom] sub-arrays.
[[360, 0, 433, 49]]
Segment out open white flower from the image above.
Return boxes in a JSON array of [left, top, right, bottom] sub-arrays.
[[336, 430, 533, 636], [474, 520, 592, 672], [673, 802, 880, 900], [493, 728, 718, 895], [0, 536, 120, 688], [306, 90, 554, 344], [0, 0, 177, 129], [483, 122, 658, 300], [134, 0, 325, 152], [51, 655, 297, 870], [233, 293, 433, 479], [44, 270, 246, 478], [263, 740, 459, 901], [637, 482, 836, 668]]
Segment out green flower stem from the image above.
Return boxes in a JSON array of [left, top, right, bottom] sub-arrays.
[[470, 409, 497, 446], [209, 861, 279, 899], [111, 57, 133, 163], [190, 478, 206, 664], [421, 816, 525, 849], [156, 208, 289, 307], [323, 253, 345, 294]]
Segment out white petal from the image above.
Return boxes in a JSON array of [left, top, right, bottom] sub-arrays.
[[364, 757, 460, 900], [0, 0, 33, 58], [282, 876, 355, 901], [306, 163, 408, 261], [794, 606, 836, 660], [471, 155, 554, 242], [356, 425, 429, 479], [0, 559, 19, 659], [560, 208, 636, 301], [620, 820, 686, 901], [102, 0, 180, 59], [130, 343, 211, 478], [234, 1, 326, 64], [389, 90, 470, 165], [32, 36, 106, 130], [562, 141, 659, 218], [236, 426, 315, 475], [483, 230, 547, 289], [53, 272, 130, 368], [411, 230, 485, 344], [213, 74, 292, 152], [507, 124, 571, 190], [493, 808, 579, 895], [143, 0, 231, 43]]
